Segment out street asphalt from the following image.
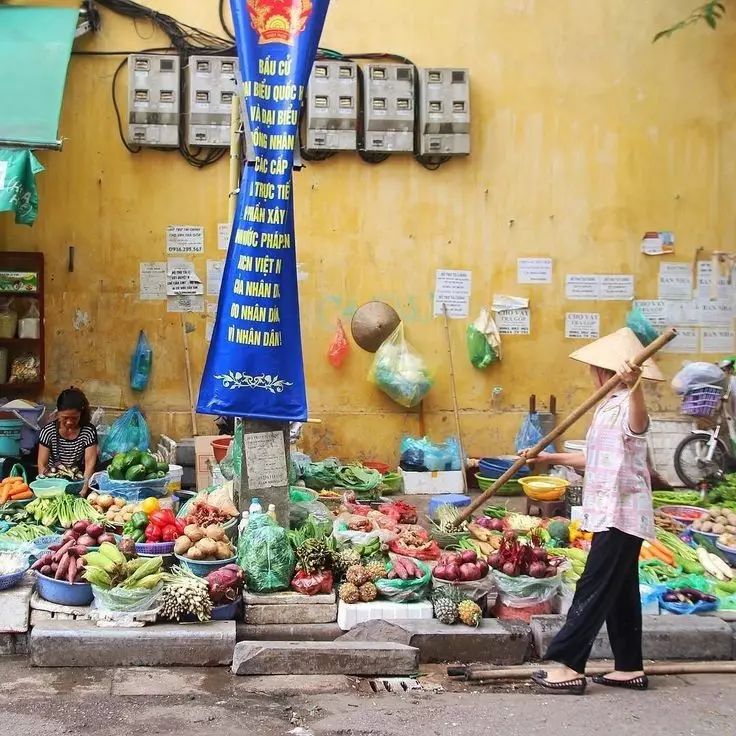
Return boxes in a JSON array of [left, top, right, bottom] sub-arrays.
[[1, 658, 734, 735]]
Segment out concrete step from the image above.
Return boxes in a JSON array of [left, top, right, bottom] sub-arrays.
[[232, 640, 419, 676], [31, 620, 236, 667], [0, 575, 34, 634], [237, 622, 342, 642], [530, 614, 734, 661]]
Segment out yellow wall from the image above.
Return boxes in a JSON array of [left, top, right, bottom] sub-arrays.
[[2, 0, 734, 462]]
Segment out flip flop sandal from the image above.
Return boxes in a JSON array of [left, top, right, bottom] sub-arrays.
[[531, 671, 587, 695], [592, 674, 649, 691]]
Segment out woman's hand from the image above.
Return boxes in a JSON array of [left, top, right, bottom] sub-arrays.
[[618, 360, 643, 389], [519, 449, 553, 466]]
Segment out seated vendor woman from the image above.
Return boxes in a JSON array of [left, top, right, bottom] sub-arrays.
[[37, 388, 98, 496]]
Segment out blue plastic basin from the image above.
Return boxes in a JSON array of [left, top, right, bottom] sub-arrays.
[[36, 572, 93, 606]]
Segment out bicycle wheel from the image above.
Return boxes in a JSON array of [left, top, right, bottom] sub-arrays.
[[673, 434, 729, 488]]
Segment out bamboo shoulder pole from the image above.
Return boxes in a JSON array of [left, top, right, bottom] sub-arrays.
[[454, 327, 678, 524]]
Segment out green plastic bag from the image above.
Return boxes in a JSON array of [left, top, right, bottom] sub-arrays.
[[375, 558, 432, 602], [466, 308, 501, 369], [237, 515, 295, 593], [0, 148, 44, 225]]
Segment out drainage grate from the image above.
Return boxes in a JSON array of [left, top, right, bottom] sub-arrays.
[[368, 678, 422, 693]]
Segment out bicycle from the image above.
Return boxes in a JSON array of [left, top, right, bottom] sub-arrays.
[[673, 378, 736, 489]]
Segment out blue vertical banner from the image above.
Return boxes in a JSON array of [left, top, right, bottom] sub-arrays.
[[197, 0, 330, 420]]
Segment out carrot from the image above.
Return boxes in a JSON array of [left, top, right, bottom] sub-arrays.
[[639, 547, 653, 560], [8, 489, 32, 501], [648, 539, 675, 565], [642, 540, 673, 565], [2, 477, 23, 484], [0, 488, 10, 504]]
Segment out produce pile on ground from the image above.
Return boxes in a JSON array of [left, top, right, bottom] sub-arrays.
[[82, 542, 163, 591], [175, 524, 235, 561], [107, 450, 169, 482], [433, 550, 488, 582], [300, 459, 383, 495]]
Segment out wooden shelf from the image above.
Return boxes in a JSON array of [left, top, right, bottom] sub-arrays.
[[0, 382, 42, 392], [0, 338, 41, 346], [0, 291, 38, 297]]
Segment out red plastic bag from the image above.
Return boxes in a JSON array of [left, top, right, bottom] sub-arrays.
[[291, 569, 334, 596], [327, 319, 349, 368]]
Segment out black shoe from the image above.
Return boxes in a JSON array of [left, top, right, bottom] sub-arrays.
[[592, 674, 649, 691], [531, 671, 587, 695]]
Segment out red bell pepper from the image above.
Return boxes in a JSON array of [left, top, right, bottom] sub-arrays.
[[150, 509, 176, 528], [145, 523, 163, 542], [174, 518, 187, 534], [161, 524, 179, 543]]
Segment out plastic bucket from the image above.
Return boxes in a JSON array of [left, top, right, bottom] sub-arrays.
[[166, 464, 183, 493], [0, 416, 23, 457], [211, 437, 232, 463]]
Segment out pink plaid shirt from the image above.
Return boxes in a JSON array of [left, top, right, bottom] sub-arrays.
[[581, 391, 655, 540]]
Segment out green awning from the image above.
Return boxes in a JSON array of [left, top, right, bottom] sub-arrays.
[[0, 6, 80, 149]]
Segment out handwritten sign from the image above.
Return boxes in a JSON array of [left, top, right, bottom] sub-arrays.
[[217, 222, 231, 251], [166, 260, 203, 296]]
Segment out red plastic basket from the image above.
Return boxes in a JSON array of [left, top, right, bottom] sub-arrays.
[[681, 386, 723, 418]]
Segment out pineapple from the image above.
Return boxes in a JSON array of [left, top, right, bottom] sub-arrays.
[[430, 586, 468, 606], [365, 561, 387, 581], [359, 582, 378, 602], [457, 599, 482, 627], [332, 548, 361, 580], [346, 564, 370, 587], [338, 582, 361, 604], [433, 597, 458, 625], [296, 538, 332, 574]]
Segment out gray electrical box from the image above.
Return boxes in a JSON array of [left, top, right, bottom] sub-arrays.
[[361, 63, 415, 153], [417, 68, 470, 156], [127, 54, 180, 148], [184, 55, 239, 147], [302, 60, 358, 152]]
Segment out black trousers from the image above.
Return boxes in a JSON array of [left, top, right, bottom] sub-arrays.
[[545, 528, 643, 674]]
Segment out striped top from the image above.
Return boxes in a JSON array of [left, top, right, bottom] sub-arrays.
[[39, 422, 98, 472]]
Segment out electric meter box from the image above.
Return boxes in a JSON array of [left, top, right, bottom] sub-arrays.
[[127, 54, 181, 148], [361, 63, 415, 153], [417, 68, 471, 156], [184, 55, 239, 147], [303, 59, 358, 152]]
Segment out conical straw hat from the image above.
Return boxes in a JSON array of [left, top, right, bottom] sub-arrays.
[[569, 327, 665, 381]]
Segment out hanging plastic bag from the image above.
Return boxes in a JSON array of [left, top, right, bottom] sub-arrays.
[[369, 323, 433, 408], [130, 330, 153, 392], [100, 407, 150, 460], [237, 515, 295, 593], [514, 413, 555, 454], [467, 308, 501, 369], [626, 306, 659, 347], [327, 319, 349, 368]]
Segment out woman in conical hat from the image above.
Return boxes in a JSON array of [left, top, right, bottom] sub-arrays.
[[525, 328, 663, 695]]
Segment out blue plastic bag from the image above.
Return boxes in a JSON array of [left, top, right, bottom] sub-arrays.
[[130, 330, 153, 391], [400, 436, 461, 472], [514, 413, 555, 454], [100, 407, 150, 460]]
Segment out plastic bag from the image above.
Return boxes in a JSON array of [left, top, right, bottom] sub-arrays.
[[219, 420, 243, 481], [332, 513, 397, 547], [671, 362, 727, 395], [327, 319, 349, 368], [237, 515, 295, 593], [375, 556, 432, 602], [399, 436, 461, 472], [626, 306, 659, 347], [369, 323, 433, 408], [291, 569, 334, 595], [91, 582, 163, 613], [17, 301, 40, 339], [289, 495, 333, 532], [514, 413, 555, 455], [432, 573, 496, 605], [100, 407, 150, 460], [492, 570, 561, 621], [130, 330, 152, 392], [9, 353, 40, 383], [389, 529, 441, 561], [467, 308, 501, 369]]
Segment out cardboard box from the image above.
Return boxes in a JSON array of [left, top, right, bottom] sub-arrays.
[[400, 469, 465, 495], [194, 435, 219, 490]]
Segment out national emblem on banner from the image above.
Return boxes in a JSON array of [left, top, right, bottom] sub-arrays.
[[247, 0, 313, 45]]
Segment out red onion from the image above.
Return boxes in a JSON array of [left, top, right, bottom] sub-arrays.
[[488, 552, 502, 570], [460, 550, 477, 564], [502, 562, 517, 576], [531, 547, 548, 562], [529, 561, 547, 578], [445, 564, 460, 581], [477, 560, 489, 576], [459, 562, 482, 581]]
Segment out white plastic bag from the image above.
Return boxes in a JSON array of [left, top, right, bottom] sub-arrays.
[[672, 362, 727, 395]]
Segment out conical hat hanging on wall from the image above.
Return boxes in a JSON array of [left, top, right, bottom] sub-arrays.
[[351, 301, 401, 353], [569, 327, 665, 381]]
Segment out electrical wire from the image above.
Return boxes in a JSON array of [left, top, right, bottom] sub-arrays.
[[218, 0, 236, 41]]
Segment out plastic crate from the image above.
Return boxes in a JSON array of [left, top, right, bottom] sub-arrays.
[[681, 385, 723, 418]]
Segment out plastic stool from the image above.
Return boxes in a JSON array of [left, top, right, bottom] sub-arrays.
[[525, 497, 566, 518], [429, 494, 471, 518]]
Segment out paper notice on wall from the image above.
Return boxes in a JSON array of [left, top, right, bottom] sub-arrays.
[[517, 257, 552, 284], [565, 275, 600, 300], [166, 225, 205, 254], [434, 269, 472, 318], [658, 262, 693, 300], [244, 430, 288, 489], [695, 298, 734, 326], [167, 295, 205, 313], [205, 301, 218, 342], [665, 300, 698, 326], [496, 308, 531, 335], [661, 327, 699, 354], [599, 275, 634, 301], [207, 259, 225, 297], [633, 299, 669, 326], [139, 262, 167, 300], [701, 328, 735, 354], [217, 222, 231, 251], [167, 259, 203, 296], [696, 260, 735, 301], [565, 312, 600, 339], [640, 231, 675, 256]]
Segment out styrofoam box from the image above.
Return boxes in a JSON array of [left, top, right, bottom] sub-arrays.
[[337, 599, 434, 631], [400, 469, 464, 495]]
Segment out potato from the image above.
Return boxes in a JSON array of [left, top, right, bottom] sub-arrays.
[[196, 537, 218, 558], [205, 525, 226, 542], [174, 537, 192, 555], [712, 523, 726, 535], [106, 509, 116, 520], [113, 498, 125, 508], [184, 525, 204, 543], [186, 546, 204, 560], [701, 521, 714, 533], [215, 541, 233, 560], [715, 515, 728, 525], [726, 525, 736, 534], [727, 514, 736, 527], [710, 507, 722, 517], [692, 519, 703, 531]]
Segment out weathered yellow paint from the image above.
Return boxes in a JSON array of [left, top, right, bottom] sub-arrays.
[[2, 0, 733, 461]]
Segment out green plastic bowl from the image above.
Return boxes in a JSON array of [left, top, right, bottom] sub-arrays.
[[475, 473, 523, 496], [30, 479, 70, 498]]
